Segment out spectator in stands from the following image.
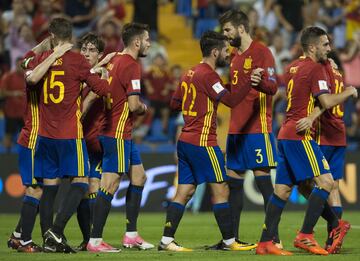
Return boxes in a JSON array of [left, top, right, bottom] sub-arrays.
[[98, 20, 124, 54], [9, 22, 35, 70], [144, 53, 172, 134], [0, 57, 26, 152], [64, 0, 97, 37], [133, 0, 159, 40], [274, 0, 306, 48], [317, 0, 346, 49], [31, 0, 58, 43], [341, 30, 360, 88], [253, 0, 278, 33], [269, 32, 292, 74]]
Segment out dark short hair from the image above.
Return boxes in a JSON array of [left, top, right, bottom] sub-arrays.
[[200, 31, 227, 57], [78, 33, 105, 53], [219, 9, 250, 33], [122, 22, 150, 47], [300, 26, 328, 53], [49, 17, 72, 41]]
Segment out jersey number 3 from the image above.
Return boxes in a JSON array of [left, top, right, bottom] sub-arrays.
[[43, 71, 65, 104]]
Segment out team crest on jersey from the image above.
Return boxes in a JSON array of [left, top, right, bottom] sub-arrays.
[[106, 63, 114, 71], [53, 58, 63, 66], [290, 66, 298, 74], [243, 57, 252, 72], [322, 157, 330, 170]]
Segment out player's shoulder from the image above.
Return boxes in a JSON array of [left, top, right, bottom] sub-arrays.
[[252, 41, 272, 54]]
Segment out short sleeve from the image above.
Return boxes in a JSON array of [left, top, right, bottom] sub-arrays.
[[310, 64, 330, 97], [203, 71, 227, 101], [124, 62, 142, 96]]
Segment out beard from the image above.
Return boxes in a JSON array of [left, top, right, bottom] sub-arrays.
[[229, 36, 241, 48], [215, 56, 228, 68], [316, 51, 328, 63], [138, 45, 148, 58]]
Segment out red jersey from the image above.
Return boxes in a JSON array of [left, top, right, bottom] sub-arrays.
[[278, 57, 330, 140], [315, 61, 346, 146], [0, 70, 26, 118], [32, 50, 109, 139], [171, 63, 230, 146], [17, 51, 41, 149], [228, 41, 277, 134], [144, 65, 171, 102], [101, 53, 142, 139], [82, 87, 104, 154]]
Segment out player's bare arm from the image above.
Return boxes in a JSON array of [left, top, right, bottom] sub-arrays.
[[296, 106, 325, 133], [317, 86, 358, 109], [128, 95, 147, 115], [26, 42, 73, 85]]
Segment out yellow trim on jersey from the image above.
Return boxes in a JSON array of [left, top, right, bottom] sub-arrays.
[[117, 139, 125, 173], [259, 93, 268, 134], [76, 96, 83, 139], [302, 140, 320, 177], [200, 98, 214, 146], [305, 95, 315, 140], [316, 120, 321, 145], [206, 147, 223, 182], [115, 102, 129, 139], [29, 91, 39, 149], [264, 134, 276, 166], [76, 139, 84, 177]]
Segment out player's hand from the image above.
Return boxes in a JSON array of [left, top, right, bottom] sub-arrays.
[[99, 52, 116, 66], [53, 42, 73, 58], [251, 68, 264, 86], [346, 86, 358, 98], [138, 103, 147, 116], [296, 117, 313, 133]]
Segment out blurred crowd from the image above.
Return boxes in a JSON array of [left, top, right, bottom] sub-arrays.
[[0, 0, 360, 152]]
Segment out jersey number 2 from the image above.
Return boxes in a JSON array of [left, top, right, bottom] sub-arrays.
[[181, 81, 197, 116]]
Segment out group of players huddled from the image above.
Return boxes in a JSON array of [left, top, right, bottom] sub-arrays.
[[7, 9, 355, 256]]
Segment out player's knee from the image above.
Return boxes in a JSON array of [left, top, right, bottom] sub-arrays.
[[25, 185, 43, 199], [317, 174, 334, 192], [274, 185, 292, 200], [89, 178, 100, 193]]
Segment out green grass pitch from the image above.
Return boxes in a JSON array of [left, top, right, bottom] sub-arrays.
[[0, 211, 359, 260]]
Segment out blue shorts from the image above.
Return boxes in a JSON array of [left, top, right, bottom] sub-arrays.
[[89, 152, 102, 179], [320, 145, 345, 180], [177, 140, 228, 185], [275, 139, 331, 185], [18, 144, 41, 186], [130, 143, 142, 165], [35, 136, 89, 179], [99, 136, 142, 174], [226, 133, 278, 172]]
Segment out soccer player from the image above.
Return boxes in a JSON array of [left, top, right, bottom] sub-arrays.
[[158, 31, 257, 252], [218, 9, 278, 247], [295, 54, 351, 254], [74, 33, 107, 251], [7, 39, 72, 253], [27, 18, 110, 253], [256, 26, 356, 256], [86, 23, 152, 252]]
